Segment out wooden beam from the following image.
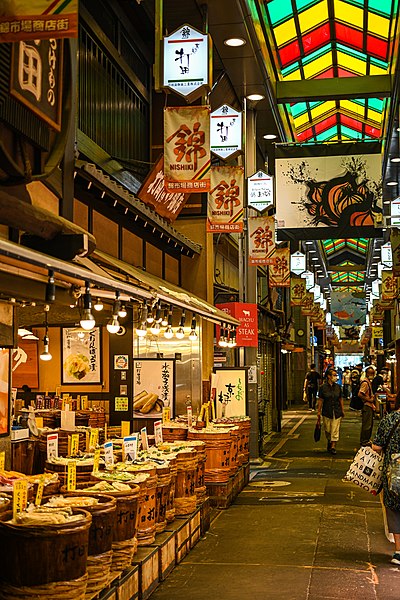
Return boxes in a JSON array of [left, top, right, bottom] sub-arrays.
[[277, 75, 392, 103]]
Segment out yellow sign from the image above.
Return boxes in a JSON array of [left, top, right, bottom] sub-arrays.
[[162, 407, 171, 424], [121, 421, 131, 438], [35, 476, 45, 506], [70, 434, 79, 456], [35, 417, 44, 429], [89, 428, 99, 451], [0, 451, 5, 471], [372, 327, 383, 339], [93, 448, 101, 474], [67, 461, 77, 491], [13, 479, 28, 519]]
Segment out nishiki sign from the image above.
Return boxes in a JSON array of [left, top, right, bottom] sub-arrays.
[[216, 303, 258, 347], [210, 104, 242, 160]]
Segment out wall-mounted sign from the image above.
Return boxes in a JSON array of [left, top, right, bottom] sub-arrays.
[[290, 252, 306, 275], [213, 367, 248, 419], [247, 170, 274, 212], [114, 355, 129, 370], [381, 242, 393, 267], [62, 327, 101, 384], [11, 338, 38, 389], [391, 199, 400, 227], [372, 326, 383, 339], [290, 277, 306, 306], [163, 24, 211, 100], [248, 216, 275, 265], [207, 166, 244, 233], [210, 104, 242, 160], [0, 1, 78, 43], [133, 359, 175, 419], [216, 303, 258, 347]]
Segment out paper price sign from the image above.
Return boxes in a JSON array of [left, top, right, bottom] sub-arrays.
[[13, 479, 28, 519], [104, 441, 114, 467], [121, 421, 131, 438], [0, 451, 5, 471], [93, 448, 101, 474], [35, 476, 45, 506], [140, 427, 149, 451], [36, 417, 44, 429], [162, 407, 171, 424], [89, 428, 99, 451], [154, 420, 163, 446], [187, 406, 193, 428], [67, 461, 77, 491], [47, 433, 59, 459], [70, 434, 80, 456], [123, 435, 138, 462]]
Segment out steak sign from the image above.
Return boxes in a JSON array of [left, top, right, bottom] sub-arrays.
[[216, 302, 258, 347]]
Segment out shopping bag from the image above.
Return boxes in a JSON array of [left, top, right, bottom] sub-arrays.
[[344, 446, 384, 495], [314, 421, 321, 442]]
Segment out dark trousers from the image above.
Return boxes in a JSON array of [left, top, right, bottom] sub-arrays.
[[307, 387, 317, 409], [360, 405, 374, 446]]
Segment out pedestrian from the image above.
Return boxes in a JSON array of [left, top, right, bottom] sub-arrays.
[[303, 363, 322, 411], [372, 367, 390, 394], [343, 367, 351, 400], [359, 366, 376, 446], [372, 392, 400, 565], [350, 363, 363, 410], [316, 368, 344, 455]]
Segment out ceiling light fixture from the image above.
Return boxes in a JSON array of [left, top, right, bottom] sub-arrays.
[[246, 93, 265, 101], [224, 37, 246, 47], [40, 306, 52, 362], [118, 305, 127, 318], [94, 298, 103, 311], [387, 181, 398, 186], [189, 314, 198, 341], [161, 306, 169, 327], [107, 291, 121, 334], [391, 157, 400, 163], [263, 134, 277, 140], [80, 281, 96, 330], [45, 270, 56, 303], [175, 310, 186, 339]]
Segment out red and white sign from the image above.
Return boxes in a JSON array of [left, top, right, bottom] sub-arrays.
[[216, 302, 258, 347]]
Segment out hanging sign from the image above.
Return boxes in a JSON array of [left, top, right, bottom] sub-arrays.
[[247, 170, 274, 212], [164, 106, 211, 193], [290, 277, 306, 306], [391, 230, 400, 277], [391, 199, 400, 227], [210, 104, 242, 160], [163, 24, 211, 100], [290, 252, 306, 275], [269, 247, 290, 288], [309, 284, 321, 301], [248, 216, 275, 265], [301, 270, 314, 290], [216, 303, 258, 347], [0, 1, 78, 43], [301, 292, 315, 316], [382, 241, 393, 268], [207, 166, 244, 233]]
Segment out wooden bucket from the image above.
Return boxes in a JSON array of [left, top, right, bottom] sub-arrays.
[[155, 465, 171, 533], [166, 457, 177, 522], [162, 425, 188, 441], [188, 429, 232, 483], [0, 493, 11, 514], [174, 450, 197, 516], [182, 441, 207, 506], [137, 468, 157, 546], [45, 459, 95, 488], [0, 508, 91, 587]]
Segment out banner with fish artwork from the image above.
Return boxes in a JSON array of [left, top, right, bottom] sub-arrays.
[[331, 289, 366, 326]]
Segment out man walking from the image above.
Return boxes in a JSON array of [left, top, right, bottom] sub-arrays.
[[303, 363, 322, 411], [317, 368, 344, 455], [359, 366, 376, 446]]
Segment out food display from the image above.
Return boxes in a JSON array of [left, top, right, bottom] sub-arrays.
[[133, 390, 163, 416], [63, 353, 91, 381], [11, 505, 85, 526]]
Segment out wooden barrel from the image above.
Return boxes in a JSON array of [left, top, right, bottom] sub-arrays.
[[136, 468, 157, 546], [0, 508, 91, 587], [174, 449, 197, 516], [45, 458, 95, 488], [155, 465, 171, 533], [184, 441, 207, 506], [166, 456, 177, 523], [162, 424, 188, 441], [188, 429, 232, 483], [38, 429, 87, 472], [228, 428, 240, 476]]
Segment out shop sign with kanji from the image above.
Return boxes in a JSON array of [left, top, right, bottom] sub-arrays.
[[213, 367, 248, 419], [247, 170, 274, 212], [290, 277, 306, 306], [290, 251, 306, 275], [164, 105, 211, 193], [382, 270, 398, 301], [382, 241, 393, 268], [248, 216, 275, 265], [268, 247, 290, 287], [207, 166, 244, 233], [210, 104, 242, 160], [163, 24, 211, 100]]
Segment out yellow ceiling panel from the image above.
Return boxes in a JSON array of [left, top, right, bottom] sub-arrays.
[[282, 68, 302, 81], [273, 18, 297, 47], [298, 1, 329, 33], [335, 0, 364, 29], [337, 51, 367, 75], [293, 111, 311, 128], [366, 108, 383, 124], [303, 52, 332, 78], [368, 13, 390, 38], [311, 100, 335, 119], [369, 63, 387, 76], [340, 99, 364, 115]]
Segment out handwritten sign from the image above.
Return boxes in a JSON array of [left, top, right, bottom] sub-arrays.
[[162, 407, 171, 424], [70, 433, 79, 456], [154, 420, 163, 446], [0, 451, 5, 471], [93, 448, 101, 473], [89, 428, 99, 451], [123, 435, 138, 462], [13, 479, 28, 519], [47, 433, 58, 459], [35, 476, 45, 506], [187, 406, 193, 428], [140, 427, 149, 451], [104, 441, 114, 467], [121, 421, 131, 438], [67, 461, 76, 491]]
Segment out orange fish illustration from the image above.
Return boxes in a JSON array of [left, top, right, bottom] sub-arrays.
[[333, 310, 354, 320]]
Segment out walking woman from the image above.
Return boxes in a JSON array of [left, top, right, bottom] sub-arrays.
[[317, 368, 344, 455], [372, 392, 400, 565]]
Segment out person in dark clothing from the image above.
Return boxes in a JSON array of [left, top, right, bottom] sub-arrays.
[[303, 364, 322, 411], [372, 368, 390, 394], [359, 366, 376, 446], [350, 363, 363, 410], [316, 368, 344, 455], [20, 384, 35, 409]]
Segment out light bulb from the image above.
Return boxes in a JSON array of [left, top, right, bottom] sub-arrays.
[[40, 335, 52, 361], [136, 323, 147, 337], [94, 298, 103, 311], [175, 326, 185, 339], [218, 338, 227, 347], [118, 305, 127, 318], [146, 312, 154, 324], [189, 329, 198, 341], [164, 325, 173, 339], [150, 323, 161, 335], [155, 304, 162, 323], [107, 316, 120, 334], [161, 308, 169, 327], [80, 309, 96, 330]]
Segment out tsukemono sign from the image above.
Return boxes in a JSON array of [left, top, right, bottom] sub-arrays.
[[248, 216, 275, 265], [133, 358, 175, 420], [213, 368, 248, 419], [247, 170, 274, 212], [210, 104, 242, 160], [62, 327, 101, 384], [163, 24, 210, 99], [164, 106, 211, 193], [207, 166, 244, 233]]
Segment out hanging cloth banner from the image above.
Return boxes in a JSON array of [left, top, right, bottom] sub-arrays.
[[0, 0, 78, 42], [207, 166, 244, 233], [290, 277, 306, 306], [301, 292, 314, 316], [269, 247, 290, 287], [391, 228, 400, 278], [248, 216, 275, 266], [164, 106, 211, 193], [381, 271, 398, 301]]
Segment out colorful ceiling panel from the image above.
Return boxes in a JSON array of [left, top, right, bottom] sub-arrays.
[[330, 270, 365, 284], [262, 0, 398, 142], [322, 238, 369, 256]]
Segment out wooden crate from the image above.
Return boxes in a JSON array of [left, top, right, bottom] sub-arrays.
[[189, 507, 201, 548], [150, 530, 176, 581], [116, 565, 139, 600], [166, 517, 191, 564], [131, 547, 159, 600], [98, 586, 117, 600], [200, 498, 211, 535], [206, 477, 234, 509]]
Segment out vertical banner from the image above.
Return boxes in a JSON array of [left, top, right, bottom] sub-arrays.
[[248, 216, 275, 265], [391, 228, 400, 277], [207, 166, 244, 232], [164, 106, 211, 193], [0, 1, 78, 43], [290, 277, 306, 306], [0, 349, 10, 436], [301, 292, 315, 316], [381, 271, 398, 301], [216, 303, 258, 347], [269, 248, 290, 287]]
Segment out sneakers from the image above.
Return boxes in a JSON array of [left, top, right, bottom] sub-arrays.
[[391, 553, 400, 565], [330, 447, 337, 455]]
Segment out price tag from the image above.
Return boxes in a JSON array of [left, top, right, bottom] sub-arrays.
[[121, 421, 131, 438], [162, 407, 170, 424], [47, 433, 58, 459], [13, 479, 28, 519], [104, 422, 108, 441], [35, 417, 44, 429], [123, 434, 138, 462], [67, 461, 77, 491], [154, 420, 163, 446], [187, 406, 193, 428], [89, 428, 99, 451], [70, 433, 80, 456], [104, 441, 114, 467], [0, 451, 5, 471], [93, 448, 101, 473], [140, 427, 149, 451], [35, 476, 45, 506]]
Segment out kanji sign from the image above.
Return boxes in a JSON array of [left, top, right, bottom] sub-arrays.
[[163, 24, 211, 99], [290, 251, 306, 275], [290, 277, 306, 306], [248, 216, 275, 265], [62, 327, 101, 384], [301, 270, 314, 290], [269, 247, 290, 287], [382, 271, 398, 301], [164, 106, 211, 193], [381, 242, 393, 268], [207, 166, 244, 233], [210, 104, 242, 160], [213, 368, 248, 419], [391, 199, 400, 227], [247, 170, 274, 212]]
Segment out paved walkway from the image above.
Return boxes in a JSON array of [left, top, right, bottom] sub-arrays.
[[150, 407, 400, 600]]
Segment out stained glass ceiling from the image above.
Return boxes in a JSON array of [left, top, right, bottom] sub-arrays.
[[322, 238, 369, 256], [262, 0, 398, 142], [330, 261, 365, 284]]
